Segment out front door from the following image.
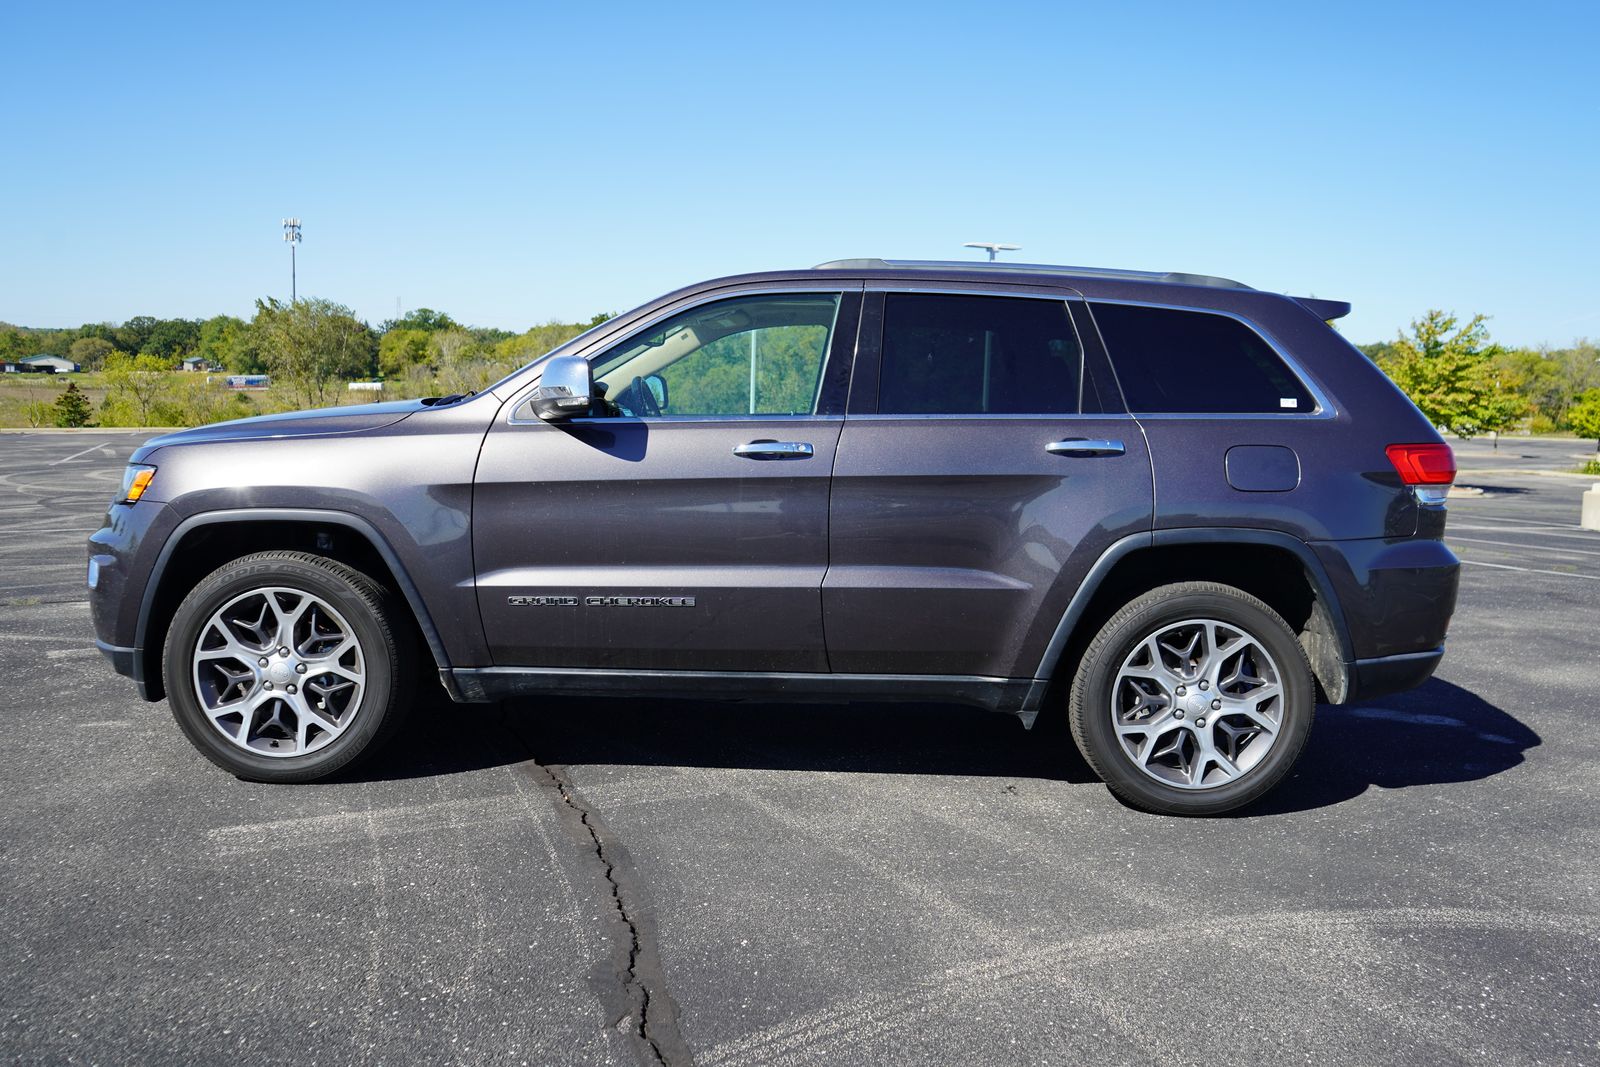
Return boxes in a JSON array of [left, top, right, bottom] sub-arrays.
[[824, 289, 1154, 679], [474, 287, 861, 671]]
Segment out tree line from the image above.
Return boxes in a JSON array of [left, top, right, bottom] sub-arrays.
[[1357, 311, 1600, 453], [4, 301, 1599, 453], [0, 300, 610, 427]]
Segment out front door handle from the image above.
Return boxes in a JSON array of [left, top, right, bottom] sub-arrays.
[[1046, 438, 1125, 457], [733, 440, 815, 460]]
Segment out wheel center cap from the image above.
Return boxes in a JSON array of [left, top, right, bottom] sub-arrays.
[[266, 660, 297, 686]]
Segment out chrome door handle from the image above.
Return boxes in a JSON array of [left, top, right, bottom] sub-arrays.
[[733, 440, 815, 460], [1046, 438, 1125, 457]]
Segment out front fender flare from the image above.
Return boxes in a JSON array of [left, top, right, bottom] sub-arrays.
[[133, 507, 457, 699]]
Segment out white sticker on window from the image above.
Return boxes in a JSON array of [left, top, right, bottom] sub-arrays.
[[1279, 398, 1297, 409]]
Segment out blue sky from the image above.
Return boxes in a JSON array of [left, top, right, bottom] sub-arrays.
[[4, 1, 1596, 346]]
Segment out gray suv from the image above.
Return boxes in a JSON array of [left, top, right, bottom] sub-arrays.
[[88, 259, 1460, 814]]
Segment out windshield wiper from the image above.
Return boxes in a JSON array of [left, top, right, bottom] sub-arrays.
[[419, 390, 477, 407]]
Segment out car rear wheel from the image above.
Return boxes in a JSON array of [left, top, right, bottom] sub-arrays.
[[163, 551, 413, 783], [1069, 582, 1314, 815]]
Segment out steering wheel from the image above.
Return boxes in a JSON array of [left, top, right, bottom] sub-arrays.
[[631, 375, 662, 417]]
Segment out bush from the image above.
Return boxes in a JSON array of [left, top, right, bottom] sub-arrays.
[[1579, 459, 1600, 476], [21, 400, 52, 428]]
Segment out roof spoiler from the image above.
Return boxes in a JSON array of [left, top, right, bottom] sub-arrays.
[[1294, 296, 1351, 321]]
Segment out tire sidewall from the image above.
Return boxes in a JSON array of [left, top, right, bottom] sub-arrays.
[[164, 556, 398, 782], [1073, 590, 1314, 815]]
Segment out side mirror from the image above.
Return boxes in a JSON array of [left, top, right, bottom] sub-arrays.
[[530, 356, 594, 421]]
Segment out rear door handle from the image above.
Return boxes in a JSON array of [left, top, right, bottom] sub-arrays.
[[1046, 438, 1125, 457], [733, 440, 815, 460]]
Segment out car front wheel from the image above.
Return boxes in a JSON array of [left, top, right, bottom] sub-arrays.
[[163, 551, 413, 783], [1069, 582, 1315, 815]]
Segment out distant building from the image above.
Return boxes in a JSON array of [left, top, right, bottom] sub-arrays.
[[181, 356, 213, 373], [21, 355, 79, 374], [1, 361, 22, 373]]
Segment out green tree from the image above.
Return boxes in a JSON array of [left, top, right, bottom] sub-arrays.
[[378, 328, 431, 377], [69, 336, 116, 371], [194, 315, 249, 369], [1568, 389, 1600, 454], [140, 318, 201, 358], [0, 328, 25, 361], [115, 315, 161, 354], [102, 352, 174, 426], [51, 381, 93, 427], [1379, 311, 1524, 439], [252, 298, 377, 408], [380, 307, 458, 333], [493, 320, 595, 365]]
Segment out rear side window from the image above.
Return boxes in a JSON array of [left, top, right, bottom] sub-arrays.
[[1090, 303, 1315, 414], [878, 293, 1082, 415]]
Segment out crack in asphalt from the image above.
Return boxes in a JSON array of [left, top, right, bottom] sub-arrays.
[[506, 717, 691, 1067]]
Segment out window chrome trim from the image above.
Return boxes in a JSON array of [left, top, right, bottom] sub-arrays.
[[519, 413, 846, 427], [505, 285, 855, 426], [1081, 297, 1338, 421], [842, 412, 1136, 422]]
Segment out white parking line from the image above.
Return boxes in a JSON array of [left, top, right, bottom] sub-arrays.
[[1460, 559, 1600, 581], [1448, 535, 1600, 557], [1451, 514, 1586, 530], [1450, 524, 1600, 542], [48, 443, 108, 466]]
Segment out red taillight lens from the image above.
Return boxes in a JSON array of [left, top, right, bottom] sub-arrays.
[[1386, 443, 1456, 485]]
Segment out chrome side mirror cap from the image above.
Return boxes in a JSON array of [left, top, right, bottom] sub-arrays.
[[529, 355, 594, 421]]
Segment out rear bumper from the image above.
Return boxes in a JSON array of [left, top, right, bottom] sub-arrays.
[[1347, 647, 1443, 703], [1311, 536, 1460, 660]]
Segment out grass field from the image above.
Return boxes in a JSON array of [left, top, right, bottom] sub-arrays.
[[0, 372, 355, 429]]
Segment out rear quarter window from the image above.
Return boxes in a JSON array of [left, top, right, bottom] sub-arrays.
[[1091, 303, 1316, 414]]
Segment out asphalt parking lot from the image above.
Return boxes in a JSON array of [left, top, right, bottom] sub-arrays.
[[2, 430, 1598, 1066]]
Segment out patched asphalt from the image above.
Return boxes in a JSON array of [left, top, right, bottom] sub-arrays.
[[2, 430, 1597, 1065]]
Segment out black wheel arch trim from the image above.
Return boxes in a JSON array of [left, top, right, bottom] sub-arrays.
[[1028, 527, 1358, 703], [133, 507, 459, 700]]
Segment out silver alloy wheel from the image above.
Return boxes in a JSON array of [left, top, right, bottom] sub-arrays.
[[1111, 617, 1284, 790], [191, 586, 366, 757]]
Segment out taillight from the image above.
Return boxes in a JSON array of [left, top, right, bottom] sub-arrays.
[[1386, 443, 1455, 505]]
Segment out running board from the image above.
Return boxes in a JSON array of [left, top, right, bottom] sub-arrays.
[[444, 666, 1041, 724]]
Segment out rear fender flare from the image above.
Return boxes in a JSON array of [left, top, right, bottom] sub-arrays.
[[1027, 528, 1355, 706]]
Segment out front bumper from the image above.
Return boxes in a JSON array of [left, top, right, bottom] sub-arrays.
[[88, 500, 179, 700], [95, 639, 136, 677]]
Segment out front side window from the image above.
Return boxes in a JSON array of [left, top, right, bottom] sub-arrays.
[[877, 293, 1083, 415], [591, 292, 841, 417], [1090, 303, 1316, 414]]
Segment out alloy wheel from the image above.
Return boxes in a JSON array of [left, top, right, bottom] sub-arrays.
[[190, 586, 366, 757], [1111, 617, 1284, 789]]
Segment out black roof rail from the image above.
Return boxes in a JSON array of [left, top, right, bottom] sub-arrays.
[[811, 258, 1253, 290]]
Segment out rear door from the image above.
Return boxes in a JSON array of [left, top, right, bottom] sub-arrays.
[[823, 287, 1153, 679], [474, 286, 861, 671]]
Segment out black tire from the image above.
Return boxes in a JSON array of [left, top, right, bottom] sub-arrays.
[[163, 551, 414, 783], [1068, 581, 1314, 816]]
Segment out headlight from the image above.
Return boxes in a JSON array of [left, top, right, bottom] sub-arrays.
[[119, 464, 157, 504]]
